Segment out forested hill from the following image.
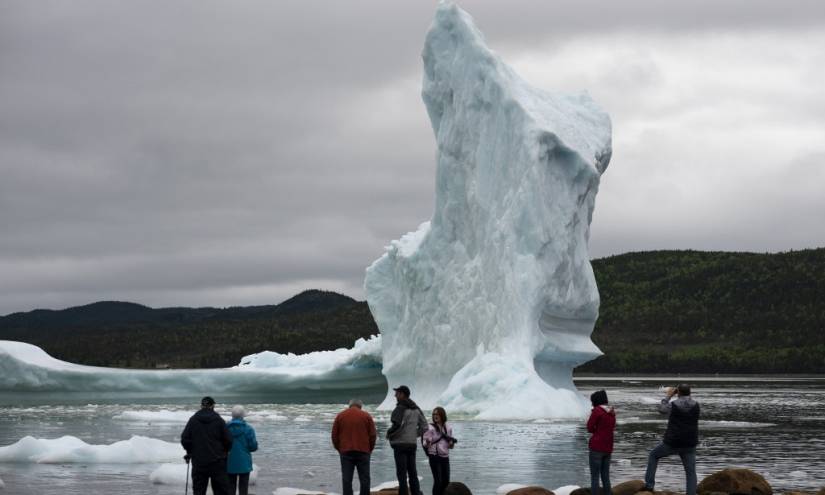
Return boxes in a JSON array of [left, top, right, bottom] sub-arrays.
[[582, 248, 825, 373], [2, 248, 824, 373], [0, 290, 378, 368]]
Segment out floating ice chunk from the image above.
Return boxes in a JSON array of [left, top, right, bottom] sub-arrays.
[[150, 463, 258, 485], [365, 2, 611, 418], [114, 410, 194, 423], [0, 435, 182, 463], [0, 337, 384, 394]]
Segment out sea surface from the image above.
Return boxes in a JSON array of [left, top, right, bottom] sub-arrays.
[[0, 377, 823, 494]]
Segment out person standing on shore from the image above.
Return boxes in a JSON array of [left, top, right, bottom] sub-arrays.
[[181, 396, 233, 495], [386, 385, 429, 495], [226, 405, 258, 495], [422, 406, 455, 495], [643, 384, 700, 495], [587, 390, 616, 495], [332, 399, 378, 495]]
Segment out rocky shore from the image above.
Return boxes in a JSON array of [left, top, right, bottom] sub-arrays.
[[337, 469, 825, 495]]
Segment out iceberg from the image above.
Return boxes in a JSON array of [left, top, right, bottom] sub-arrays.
[[0, 338, 384, 394], [365, 2, 611, 418], [0, 435, 182, 464]]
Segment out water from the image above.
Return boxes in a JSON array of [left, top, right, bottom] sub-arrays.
[[0, 377, 823, 494]]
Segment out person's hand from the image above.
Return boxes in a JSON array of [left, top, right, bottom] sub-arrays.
[[183, 454, 191, 464]]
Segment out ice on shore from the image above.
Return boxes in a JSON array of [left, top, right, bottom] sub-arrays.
[[150, 463, 258, 485], [365, 2, 611, 417], [0, 435, 182, 463], [0, 337, 384, 394]]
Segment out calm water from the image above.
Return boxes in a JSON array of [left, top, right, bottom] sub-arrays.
[[0, 377, 823, 494]]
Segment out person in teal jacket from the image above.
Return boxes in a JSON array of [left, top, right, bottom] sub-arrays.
[[226, 405, 258, 495]]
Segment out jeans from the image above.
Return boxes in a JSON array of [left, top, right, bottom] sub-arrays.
[[644, 442, 697, 495], [228, 472, 250, 495], [392, 445, 422, 495], [589, 450, 612, 495], [340, 451, 371, 495], [192, 460, 230, 495], [427, 455, 450, 495]]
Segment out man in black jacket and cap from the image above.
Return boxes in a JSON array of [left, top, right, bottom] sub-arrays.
[[643, 384, 700, 495], [181, 396, 233, 495]]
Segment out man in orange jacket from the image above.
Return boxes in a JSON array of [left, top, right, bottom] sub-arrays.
[[332, 399, 378, 495]]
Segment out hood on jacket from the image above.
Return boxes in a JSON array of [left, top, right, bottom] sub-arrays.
[[397, 398, 420, 410], [227, 419, 247, 438], [194, 409, 223, 424]]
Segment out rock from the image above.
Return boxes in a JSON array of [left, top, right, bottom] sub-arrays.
[[370, 489, 399, 495], [614, 480, 648, 495], [697, 468, 772, 495], [570, 481, 646, 495], [445, 482, 473, 495], [507, 487, 555, 495], [816, 489, 825, 495]]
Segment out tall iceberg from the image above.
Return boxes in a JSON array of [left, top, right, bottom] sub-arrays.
[[365, 2, 612, 419]]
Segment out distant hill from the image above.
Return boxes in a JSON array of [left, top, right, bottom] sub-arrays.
[[2, 249, 824, 372], [0, 290, 376, 368]]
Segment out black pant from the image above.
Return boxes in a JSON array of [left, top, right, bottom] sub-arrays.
[[228, 472, 250, 495], [192, 460, 230, 495], [392, 445, 421, 495], [340, 451, 371, 495], [427, 455, 450, 495]]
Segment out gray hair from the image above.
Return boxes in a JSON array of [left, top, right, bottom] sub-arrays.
[[231, 405, 246, 418], [348, 399, 363, 408]]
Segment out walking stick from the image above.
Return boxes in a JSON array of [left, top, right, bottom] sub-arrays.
[[185, 458, 190, 495]]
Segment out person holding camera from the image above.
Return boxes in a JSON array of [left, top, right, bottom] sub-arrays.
[[422, 406, 456, 495], [643, 384, 700, 495]]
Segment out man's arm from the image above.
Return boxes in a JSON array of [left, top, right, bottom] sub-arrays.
[[331, 416, 341, 451], [367, 415, 377, 452], [658, 387, 677, 415], [181, 418, 193, 453], [221, 422, 233, 454], [386, 406, 404, 439]]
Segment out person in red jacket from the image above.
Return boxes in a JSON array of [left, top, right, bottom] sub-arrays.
[[332, 399, 378, 495], [587, 390, 616, 495]]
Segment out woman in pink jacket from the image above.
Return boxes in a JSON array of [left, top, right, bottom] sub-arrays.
[[422, 407, 456, 495]]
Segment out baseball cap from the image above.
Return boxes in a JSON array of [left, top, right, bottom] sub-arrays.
[[201, 396, 216, 407], [393, 385, 411, 396]]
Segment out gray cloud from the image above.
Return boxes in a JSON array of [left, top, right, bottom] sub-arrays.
[[1, 1, 824, 314]]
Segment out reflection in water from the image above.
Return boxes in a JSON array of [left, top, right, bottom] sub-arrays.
[[0, 378, 823, 494]]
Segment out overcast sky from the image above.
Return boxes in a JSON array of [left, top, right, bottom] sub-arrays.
[[2, 1, 824, 314]]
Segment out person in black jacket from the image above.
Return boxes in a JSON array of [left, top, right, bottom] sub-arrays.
[[181, 397, 233, 495], [643, 384, 700, 495]]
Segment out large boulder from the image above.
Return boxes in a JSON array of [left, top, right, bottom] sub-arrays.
[[507, 487, 555, 495], [445, 482, 473, 495], [570, 481, 647, 495], [614, 480, 648, 495], [697, 468, 772, 495]]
